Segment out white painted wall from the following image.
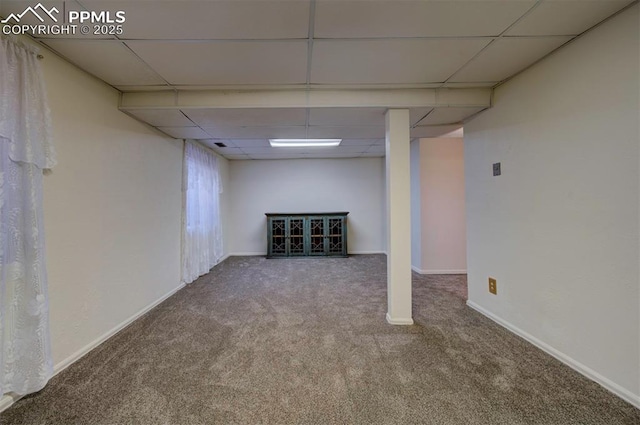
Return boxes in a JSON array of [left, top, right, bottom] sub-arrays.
[[380, 158, 387, 254], [465, 4, 639, 406], [217, 152, 232, 258], [229, 158, 385, 254], [410, 140, 422, 267], [415, 138, 466, 274], [41, 46, 185, 370]]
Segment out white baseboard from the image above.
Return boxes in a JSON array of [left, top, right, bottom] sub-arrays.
[[349, 251, 385, 255], [218, 253, 231, 263], [466, 300, 640, 409], [411, 266, 467, 275], [386, 312, 414, 326], [0, 281, 186, 414]]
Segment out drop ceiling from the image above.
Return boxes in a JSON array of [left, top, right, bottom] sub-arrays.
[[1, 0, 634, 159]]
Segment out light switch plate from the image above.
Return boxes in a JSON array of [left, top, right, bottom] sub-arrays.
[[493, 162, 501, 176]]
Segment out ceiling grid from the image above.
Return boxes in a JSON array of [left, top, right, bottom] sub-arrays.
[[0, 0, 634, 159]]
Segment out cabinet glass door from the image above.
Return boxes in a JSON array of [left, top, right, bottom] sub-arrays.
[[327, 217, 345, 256], [308, 217, 326, 256], [267, 213, 347, 258], [269, 218, 287, 256], [288, 217, 306, 256]]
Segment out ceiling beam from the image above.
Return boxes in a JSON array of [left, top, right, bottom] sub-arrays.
[[119, 88, 492, 110]]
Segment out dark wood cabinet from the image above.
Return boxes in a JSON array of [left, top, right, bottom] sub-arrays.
[[266, 212, 348, 258]]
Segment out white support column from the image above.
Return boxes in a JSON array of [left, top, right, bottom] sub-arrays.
[[385, 109, 413, 325]]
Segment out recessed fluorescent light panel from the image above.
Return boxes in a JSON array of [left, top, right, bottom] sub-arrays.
[[269, 139, 342, 148]]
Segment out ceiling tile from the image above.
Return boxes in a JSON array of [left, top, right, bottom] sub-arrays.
[[410, 108, 433, 126], [212, 146, 245, 155], [42, 40, 165, 85], [127, 41, 308, 85], [157, 126, 210, 139], [199, 139, 239, 149], [450, 37, 572, 83], [230, 139, 271, 148], [115, 85, 171, 91], [311, 39, 490, 84], [225, 154, 251, 160], [365, 145, 386, 154], [202, 126, 306, 139], [330, 145, 373, 153], [241, 147, 310, 155], [309, 108, 386, 126], [341, 139, 380, 146], [79, 0, 310, 39], [305, 152, 363, 158], [248, 153, 309, 160], [216, 140, 238, 148], [410, 125, 464, 138], [416, 107, 487, 126], [442, 82, 498, 88], [506, 0, 633, 36], [123, 109, 193, 127], [183, 108, 306, 127], [240, 145, 371, 156], [198, 139, 220, 150], [314, 0, 536, 38], [307, 126, 386, 139], [1, 1, 63, 24]]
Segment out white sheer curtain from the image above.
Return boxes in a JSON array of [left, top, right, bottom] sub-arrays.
[[0, 37, 55, 395], [182, 141, 223, 284]]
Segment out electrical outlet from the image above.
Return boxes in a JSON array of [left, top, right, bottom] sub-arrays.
[[489, 277, 497, 295], [493, 162, 501, 176]]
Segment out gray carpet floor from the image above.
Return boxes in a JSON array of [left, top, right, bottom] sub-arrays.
[[1, 255, 638, 424]]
